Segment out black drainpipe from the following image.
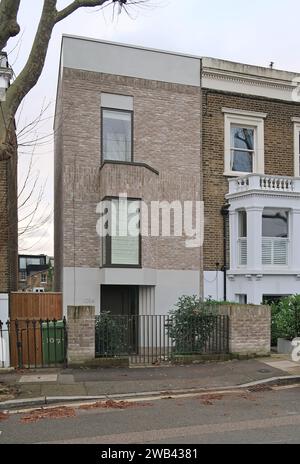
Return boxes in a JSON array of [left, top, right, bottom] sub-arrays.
[[221, 203, 230, 301]]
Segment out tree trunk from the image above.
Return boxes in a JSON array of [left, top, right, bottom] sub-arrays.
[[0, 125, 18, 294]]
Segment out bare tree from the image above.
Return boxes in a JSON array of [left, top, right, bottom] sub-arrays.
[[0, 0, 149, 291]]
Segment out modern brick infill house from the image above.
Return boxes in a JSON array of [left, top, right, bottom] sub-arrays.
[[54, 35, 300, 315]]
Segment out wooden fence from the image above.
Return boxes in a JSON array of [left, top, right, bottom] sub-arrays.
[[7, 292, 62, 367]]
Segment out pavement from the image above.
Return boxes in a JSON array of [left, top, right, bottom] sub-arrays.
[[1, 354, 300, 409]]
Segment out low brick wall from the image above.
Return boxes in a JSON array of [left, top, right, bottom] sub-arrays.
[[218, 304, 271, 356], [66, 304, 271, 366], [67, 306, 95, 365]]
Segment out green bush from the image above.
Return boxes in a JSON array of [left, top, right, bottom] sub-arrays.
[[95, 312, 130, 357], [166, 295, 218, 355], [271, 295, 300, 343]]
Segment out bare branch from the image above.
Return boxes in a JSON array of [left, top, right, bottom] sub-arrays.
[[5, 0, 58, 117], [55, 0, 109, 23]]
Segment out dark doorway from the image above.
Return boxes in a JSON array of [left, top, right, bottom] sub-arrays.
[[100, 285, 139, 316], [100, 285, 139, 353]]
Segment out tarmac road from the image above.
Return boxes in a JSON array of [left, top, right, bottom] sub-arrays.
[[0, 385, 300, 444]]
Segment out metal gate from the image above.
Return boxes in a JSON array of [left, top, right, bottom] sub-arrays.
[[95, 314, 229, 365], [0, 318, 67, 369]]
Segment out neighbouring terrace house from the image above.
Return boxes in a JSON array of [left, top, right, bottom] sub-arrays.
[[201, 58, 300, 304], [54, 35, 300, 315]]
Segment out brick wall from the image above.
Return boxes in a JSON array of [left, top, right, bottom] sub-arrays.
[[67, 306, 95, 365], [57, 68, 201, 273], [26, 271, 53, 292], [218, 304, 271, 355], [202, 89, 300, 271]]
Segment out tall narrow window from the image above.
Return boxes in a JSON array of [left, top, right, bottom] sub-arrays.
[[223, 109, 266, 175], [102, 109, 132, 162], [238, 210, 247, 266], [231, 126, 255, 173], [102, 198, 140, 267]]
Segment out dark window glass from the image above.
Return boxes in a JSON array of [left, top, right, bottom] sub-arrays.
[[262, 209, 289, 238], [238, 210, 247, 237], [231, 126, 254, 173]]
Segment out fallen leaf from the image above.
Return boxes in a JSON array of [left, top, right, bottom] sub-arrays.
[[0, 412, 8, 421], [20, 406, 76, 424], [79, 400, 151, 410]]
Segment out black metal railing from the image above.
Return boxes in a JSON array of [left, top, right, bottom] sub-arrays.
[[95, 314, 229, 364], [0, 318, 67, 369]]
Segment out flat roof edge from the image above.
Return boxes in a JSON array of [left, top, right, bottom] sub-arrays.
[[61, 34, 202, 61]]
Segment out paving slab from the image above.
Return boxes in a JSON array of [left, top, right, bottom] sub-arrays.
[[261, 360, 300, 371], [58, 374, 75, 385], [40, 383, 87, 397], [19, 374, 58, 383], [17, 384, 42, 398]]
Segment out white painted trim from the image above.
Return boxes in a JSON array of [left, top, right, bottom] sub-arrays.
[[292, 117, 300, 123], [222, 108, 267, 119], [202, 66, 300, 102], [224, 112, 265, 176]]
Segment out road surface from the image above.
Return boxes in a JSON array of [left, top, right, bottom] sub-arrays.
[[1, 385, 300, 444]]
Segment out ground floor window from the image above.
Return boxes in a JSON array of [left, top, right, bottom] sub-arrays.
[[262, 295, 290, 305], [236, 294, 247, 304]]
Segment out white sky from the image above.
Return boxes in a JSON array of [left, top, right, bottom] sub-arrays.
[[6, 0, 300, 256]]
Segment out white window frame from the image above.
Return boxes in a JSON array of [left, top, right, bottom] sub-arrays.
[[222, 108, 266, 176], [292, 119, 300, 177], [40, 273, 47, 284]]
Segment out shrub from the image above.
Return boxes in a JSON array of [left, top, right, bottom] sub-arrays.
[[95, 312, 130, 357], [271, 295, 300, 343], [166, 295, 218, 355]]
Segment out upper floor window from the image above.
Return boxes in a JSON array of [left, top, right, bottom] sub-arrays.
[[41, 273, 47, 284], [101, 93, 134, 163], [223, 108, 267, 176], [102, 109, 132, 162], [231, 126, 254, 173], [19, 270, 26, 281], [19, 257, 26, 270], [293, 120, 300, 176]]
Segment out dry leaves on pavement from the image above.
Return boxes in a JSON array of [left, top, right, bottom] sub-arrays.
[[79, 399, 151, 410], [0, 411, 9, 421], [20, 406, 76, 424]]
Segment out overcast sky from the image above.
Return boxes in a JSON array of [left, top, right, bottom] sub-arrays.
[[7, 0, 300, 256]]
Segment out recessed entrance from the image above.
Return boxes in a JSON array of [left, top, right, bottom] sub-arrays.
[[100, 285, 139, 316]]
